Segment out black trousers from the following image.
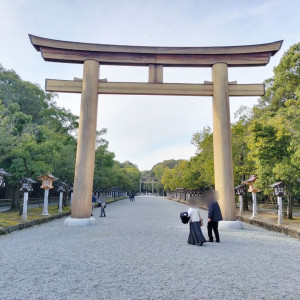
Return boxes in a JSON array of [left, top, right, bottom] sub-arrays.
[[207, 221, 220, 242]]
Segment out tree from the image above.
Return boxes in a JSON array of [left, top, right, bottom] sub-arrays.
[[151, 159, 181, 193], [0, 65, 78, 207], [247, 43, 300, 218]]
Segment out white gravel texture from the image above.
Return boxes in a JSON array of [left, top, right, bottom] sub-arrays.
[[0, 196, 299, 300]]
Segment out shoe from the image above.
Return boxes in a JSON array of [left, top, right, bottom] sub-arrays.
[[91, 214, 93, 216], [207, 240, 214, 242], [199, 242, 205, 246], [216, 240, 220, 243], [100, 216, 102, 217]]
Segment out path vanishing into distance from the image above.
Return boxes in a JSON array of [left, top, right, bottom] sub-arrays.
[[0, 196, 299, 300]]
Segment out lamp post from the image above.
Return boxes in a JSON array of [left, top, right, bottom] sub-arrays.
[[0, 168, 10, 188], [243, 175, 260, 218], [20, 177, 35, 221], [271, 181, 285, 225], [235, 184, 246, 215], [37, 174, 58, 216], [57, 182, 66, 213], [69, 183, 74, 208]]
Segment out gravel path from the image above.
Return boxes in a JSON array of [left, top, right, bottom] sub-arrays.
[[0, 196, 299, 300]]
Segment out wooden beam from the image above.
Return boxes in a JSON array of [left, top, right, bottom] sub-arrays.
[[45, 79, 264, 96], [46, 79, 82, 93], [149, 65, 163, 83], [229, 84, 264, 96], [41, 47, 273, 67], [30, 35, 282, 56], [74, 77, 107, 82]]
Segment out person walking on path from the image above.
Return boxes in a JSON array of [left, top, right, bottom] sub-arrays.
[[100, 196, 107, 217], [129, 191, 135, 202], [206, 190, 223, 243], [187, 197, 206, 246], [91, 194, 97, 216]]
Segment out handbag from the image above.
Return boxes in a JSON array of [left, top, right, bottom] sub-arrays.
[[200, 218, 204, 226], [180, 212, 189, 224]]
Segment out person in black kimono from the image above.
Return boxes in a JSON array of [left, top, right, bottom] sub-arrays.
[[206, 190, 223, 243]]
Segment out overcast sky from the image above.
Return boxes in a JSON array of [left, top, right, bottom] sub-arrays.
[[1, 0, 299, 170]]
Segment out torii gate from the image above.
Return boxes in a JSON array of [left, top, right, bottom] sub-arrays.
[[140, 177, 158, 195], [29, 34, 282, 227]]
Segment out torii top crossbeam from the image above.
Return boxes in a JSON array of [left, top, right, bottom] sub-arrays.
[[29, 35, 282, 67]]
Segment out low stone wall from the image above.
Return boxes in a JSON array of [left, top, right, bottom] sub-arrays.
[[236, 215, 300, 240], [0, 196, 128, 236], [0, 212, 70, 235], [167, 197, 300, 240]]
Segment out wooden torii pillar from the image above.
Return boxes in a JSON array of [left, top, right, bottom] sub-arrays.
[[29, 35, 282, 227]]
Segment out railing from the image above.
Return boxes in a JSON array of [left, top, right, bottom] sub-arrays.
[[0, 199, 10, 207], [0, 197, 63, 208], [167, 189, 205, 202], [0, 191, 128, 209], [166, 189, 300, 213]]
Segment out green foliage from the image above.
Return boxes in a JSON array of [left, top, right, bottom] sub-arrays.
[[151, 159, 181, 193], [247, 43, 300, 197]]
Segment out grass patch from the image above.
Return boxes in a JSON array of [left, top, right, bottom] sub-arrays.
[[0, 197, 127, 230], [0, 205, 70, 228]]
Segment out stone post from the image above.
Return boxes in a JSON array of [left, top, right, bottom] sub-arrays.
[[277, 196, 283, 225], [58, 192, 63, 213], [42, 189, 50, 216], [252, 192, 258, 218], [22, 192, 28, 221], [239, 195, 243, 215]]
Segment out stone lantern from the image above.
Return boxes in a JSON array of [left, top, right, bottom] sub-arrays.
[[0, 168, 10, 188], [243, 175, 260, 218], [235, 184, 246, 215], [20, 177, 35, 221], [271, 181, 285, 225], [57, 182, 67, 213], [37, 174, 58, 216]]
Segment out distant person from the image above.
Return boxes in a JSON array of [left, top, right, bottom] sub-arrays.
[[91, 194, 97, 216], [97, 196, 101, 207], [100, 196, 107, 217], [129, 192, 135, 202], [187, 197, 206, 246], [206, 190, 223, 243]]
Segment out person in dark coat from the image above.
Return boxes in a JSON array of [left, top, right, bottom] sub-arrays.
[[206, 190, 223, 243]]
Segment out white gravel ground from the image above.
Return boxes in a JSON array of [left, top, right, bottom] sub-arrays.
[[0, 196, 299, 300]]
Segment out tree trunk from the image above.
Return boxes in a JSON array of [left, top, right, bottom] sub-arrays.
[[286, 193, 293, 219], [244, 192, 249, 211], [241, 174, 249, 211], [5, 184, 21, 209]]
